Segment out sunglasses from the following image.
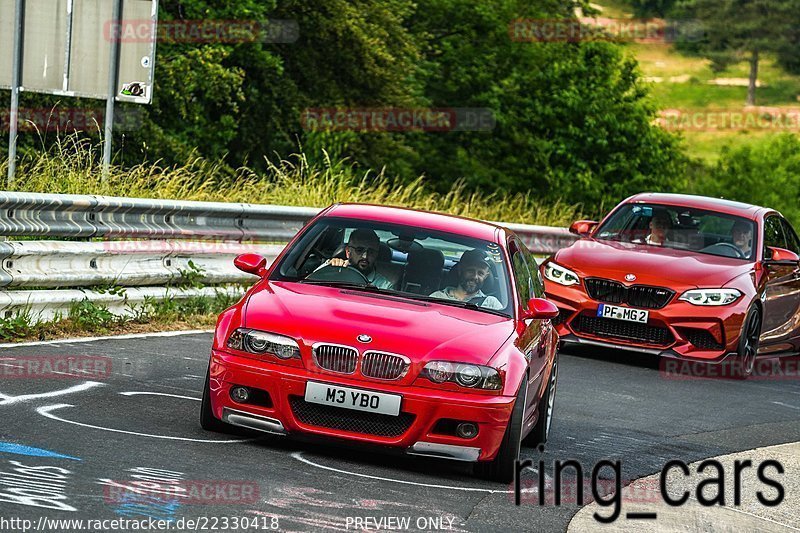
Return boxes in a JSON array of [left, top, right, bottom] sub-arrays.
[[348, 245, 379, 257]]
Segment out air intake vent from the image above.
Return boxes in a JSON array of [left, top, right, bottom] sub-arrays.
[[585, 278, 674, 309], [361, 352, 409, 380], [313, 344, 358, 374]]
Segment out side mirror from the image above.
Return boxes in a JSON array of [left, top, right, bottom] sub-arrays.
[[765, 247, 800, 263], [569, 220, 598, 237], [234, 253, 268, 277], [522, 298, 560, 320]]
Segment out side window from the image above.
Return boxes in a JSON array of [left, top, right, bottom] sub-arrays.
[[511, 249, 533, 307], [522, 245, 545, 297], [764, 216, 788, 255], [780, 218, 800, 254]]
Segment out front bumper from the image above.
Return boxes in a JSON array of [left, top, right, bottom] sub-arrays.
[[209, 349, 516, 462], [544, 281, 748, 361]]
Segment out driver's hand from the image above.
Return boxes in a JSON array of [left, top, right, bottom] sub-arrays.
[[329, 258, 348, 268]]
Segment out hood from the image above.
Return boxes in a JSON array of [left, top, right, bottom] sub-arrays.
[[554, 239, 753, 288], [243, 282, 514, 366]]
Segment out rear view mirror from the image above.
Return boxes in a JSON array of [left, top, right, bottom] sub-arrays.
[[522, 298, 559, 320], [569, 220, 598, 237], [765, 247, 800, 263], [234, 253, 268, 277]]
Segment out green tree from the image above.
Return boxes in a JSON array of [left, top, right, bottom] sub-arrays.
[[395, 0, 686, 208], [630, 0, 678, 17], [675, 0, 800, 106]]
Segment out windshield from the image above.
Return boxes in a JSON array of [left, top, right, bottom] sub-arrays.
[[271, 217, 513, 317], [594, 203, 757, 261]]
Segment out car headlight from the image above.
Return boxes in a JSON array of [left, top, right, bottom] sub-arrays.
[[544, 262, 580, 286], [227, 328, 301, 359], [679, 289, 742, 306], [421, 361, 502, 390]]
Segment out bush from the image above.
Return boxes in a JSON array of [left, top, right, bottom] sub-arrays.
[[692, 134, 800, 225]]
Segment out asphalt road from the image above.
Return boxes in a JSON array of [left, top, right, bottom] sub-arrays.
[[1, 333, 799, 532]]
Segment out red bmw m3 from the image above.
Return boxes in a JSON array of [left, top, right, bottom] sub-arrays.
[[542, 193, 800, 378], [201, 204, 560, 482]]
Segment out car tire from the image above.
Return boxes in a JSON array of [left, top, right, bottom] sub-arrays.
[[523, 355, 558, 447], [731, 306, 762, 380], [199, 365, 238, 433], [474, 377, 527, 484]]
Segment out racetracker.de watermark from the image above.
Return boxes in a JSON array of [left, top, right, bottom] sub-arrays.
[[661, 357, 800, 380], [0, 356, 112, 379], [657, 109, 800, 131], [103, 480, 260, 505], [0, 108, 144, 133], [104, 19, 299, 44], [510, 17, 705, 44], [301, 108, 496, 132]]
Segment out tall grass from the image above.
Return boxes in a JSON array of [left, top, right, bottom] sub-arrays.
[[2, 135, 582, 226]]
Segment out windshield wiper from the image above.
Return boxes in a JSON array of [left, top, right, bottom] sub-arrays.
[[408, 295, 510, 317], [298, 280, 400, 295]]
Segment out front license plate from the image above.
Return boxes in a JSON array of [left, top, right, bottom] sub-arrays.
[[597, 304, 649, 324], [304, 381, 401, 416]]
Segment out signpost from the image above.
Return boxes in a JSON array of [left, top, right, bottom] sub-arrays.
[[2, 0, 158, 185]]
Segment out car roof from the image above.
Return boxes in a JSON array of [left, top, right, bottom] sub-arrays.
[[626, 193, 767, 219], [323, 203, 506, 242]]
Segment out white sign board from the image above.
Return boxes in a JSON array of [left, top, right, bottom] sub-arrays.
[[0, 0, 157, 104]]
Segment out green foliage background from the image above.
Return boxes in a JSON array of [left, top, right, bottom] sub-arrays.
[[1, 0, 798, 224]]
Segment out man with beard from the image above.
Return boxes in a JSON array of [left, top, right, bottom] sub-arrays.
[[429, 249, 503, 310], [326, 229, 394, 289]]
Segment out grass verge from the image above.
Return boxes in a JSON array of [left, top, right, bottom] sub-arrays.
[[1, 135, 583, 227], [0, 290, 241, 343]]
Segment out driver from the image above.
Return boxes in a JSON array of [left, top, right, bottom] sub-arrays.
[[429, 249, 503, 310], [325, 229, 394, 289], [732, 220, 753, 258]]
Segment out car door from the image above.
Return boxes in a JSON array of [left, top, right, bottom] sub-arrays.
[[760, 215, 800, 350], [776, 217, 800, 351], [509, 240, 544, 427]]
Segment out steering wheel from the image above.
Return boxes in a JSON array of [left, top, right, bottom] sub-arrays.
[[306, 264, 370, 284], [702, 242, 745, 259]]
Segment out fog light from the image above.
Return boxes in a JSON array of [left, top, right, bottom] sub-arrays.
[[455, 422, 478, 439], [230, 386, 250, 403]]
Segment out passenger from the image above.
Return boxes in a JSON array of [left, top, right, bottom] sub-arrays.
[[643, 211, 672, 246], [732, 220, 753, 258], [429, 249, 503, 310], [326, 229, 394, 289]]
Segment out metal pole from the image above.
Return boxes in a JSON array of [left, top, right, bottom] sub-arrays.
[[7, 0, 25, 188], [102, 0, 124, 180]]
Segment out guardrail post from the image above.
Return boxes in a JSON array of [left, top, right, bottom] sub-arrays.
[[102, 0, 124, 180], [7, 0, 26, 188]]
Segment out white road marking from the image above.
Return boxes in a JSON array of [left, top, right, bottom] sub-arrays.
[[291, 452, 542, 493], [0, 381, 104, 405], [119, 391, 200, 401], [0, 329, 214, 348], [772, 401, 800, 411], [36, 404, 250, 443]]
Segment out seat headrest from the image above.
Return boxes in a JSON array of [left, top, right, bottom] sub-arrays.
[[378, 242, 392, 262]]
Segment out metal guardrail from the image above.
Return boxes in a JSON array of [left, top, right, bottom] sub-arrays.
[[0, 191, 318, 241], [0, 240, 283, 288], [0, 191, 577, 322]]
